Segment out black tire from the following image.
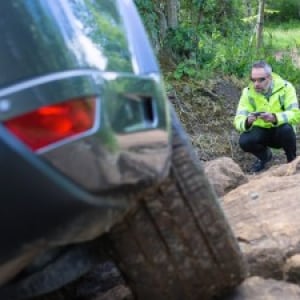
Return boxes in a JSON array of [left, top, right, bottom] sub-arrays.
[[106, 109, 247, 300]]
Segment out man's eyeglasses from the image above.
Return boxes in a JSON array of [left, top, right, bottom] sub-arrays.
[[250, 77, 267, 83]]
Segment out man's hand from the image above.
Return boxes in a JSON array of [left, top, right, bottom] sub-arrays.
[[246, 112, 277, 128], [259, 112, 277, 124], [246, 114, 257, 127]]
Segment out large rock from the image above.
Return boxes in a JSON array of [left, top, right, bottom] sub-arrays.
[[204, 157, 248, 197], [223, 156, 300, 279], [224, 276, 300, 300]]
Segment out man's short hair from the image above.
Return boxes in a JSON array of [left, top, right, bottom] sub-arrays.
[[251, 60, 272, 75]]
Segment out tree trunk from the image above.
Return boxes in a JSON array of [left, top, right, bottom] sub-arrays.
[[256, 0, 265, 49], [166, 0, 178, 29]]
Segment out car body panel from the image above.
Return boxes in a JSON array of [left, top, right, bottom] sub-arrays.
[[0, 0, 171, 291], [0, 124, 132, 284]]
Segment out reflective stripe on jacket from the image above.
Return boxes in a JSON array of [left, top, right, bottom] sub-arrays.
[[233, 73, 300, 133]]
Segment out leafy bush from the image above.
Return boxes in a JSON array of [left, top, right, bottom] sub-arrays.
[[167, 26, 258, 80], [267, 0, 300, 22], [164, 26, 199, 60], [198, 29, 256, 77]]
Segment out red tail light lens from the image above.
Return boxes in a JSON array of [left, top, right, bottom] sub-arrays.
[[4, 97, 96, 151]]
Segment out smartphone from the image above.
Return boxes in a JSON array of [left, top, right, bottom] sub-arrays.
[[251, 112, 265, 117]]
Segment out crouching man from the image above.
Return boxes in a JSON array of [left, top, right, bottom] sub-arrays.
[[234, 60, 300, 172]]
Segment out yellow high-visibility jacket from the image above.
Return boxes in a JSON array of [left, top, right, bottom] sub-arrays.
[[234, 73, 300, 133]]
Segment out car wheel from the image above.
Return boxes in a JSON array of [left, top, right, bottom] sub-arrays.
[[106, 108, 247, 300]]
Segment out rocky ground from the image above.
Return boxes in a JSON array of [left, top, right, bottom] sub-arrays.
[[207, 156, 300, 299]]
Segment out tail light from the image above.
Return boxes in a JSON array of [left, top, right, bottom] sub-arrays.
[[4, 97, 96, 152]]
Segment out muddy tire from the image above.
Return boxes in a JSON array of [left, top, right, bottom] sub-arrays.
[[106, 110, 247, 300]]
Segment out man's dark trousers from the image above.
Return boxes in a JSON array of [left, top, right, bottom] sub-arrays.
[[239, 124, 296, 162]]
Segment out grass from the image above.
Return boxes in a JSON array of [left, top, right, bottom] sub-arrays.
[[264, 21, 300, 50]]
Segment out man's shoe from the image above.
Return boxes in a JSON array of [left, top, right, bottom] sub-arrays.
[[250, 150, 272, 173], [250, 159, 267, 172]]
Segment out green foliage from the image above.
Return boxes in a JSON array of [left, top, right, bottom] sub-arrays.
[[242, 9, 280, 24], [164, 25, 198, 59], [202, 31, 255, 77], [134, 0, 300, 85], [173, 59, 198, 79], [167, 25, 258, 80], [266, 0, 300, 22], [134, 0, 157, 27], [134, 0, 160, 48], [262, 50, 300, 84], [180, 0, 245, 36], [168, 22, 300, 85]]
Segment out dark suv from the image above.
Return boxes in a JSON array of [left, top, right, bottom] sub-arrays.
[[0, 1, 246, 299]]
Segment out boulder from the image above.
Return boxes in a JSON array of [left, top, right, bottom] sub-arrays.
[[204, 157, 248, 197], [224, 276, 300, 300], [223, 156, 300, 279]]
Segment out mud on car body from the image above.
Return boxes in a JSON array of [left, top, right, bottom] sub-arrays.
[[0, 1, 246, 299]]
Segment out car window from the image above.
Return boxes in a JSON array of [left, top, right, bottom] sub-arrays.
[[68, 0, 133, 72], [0, 0, 134, 87]]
